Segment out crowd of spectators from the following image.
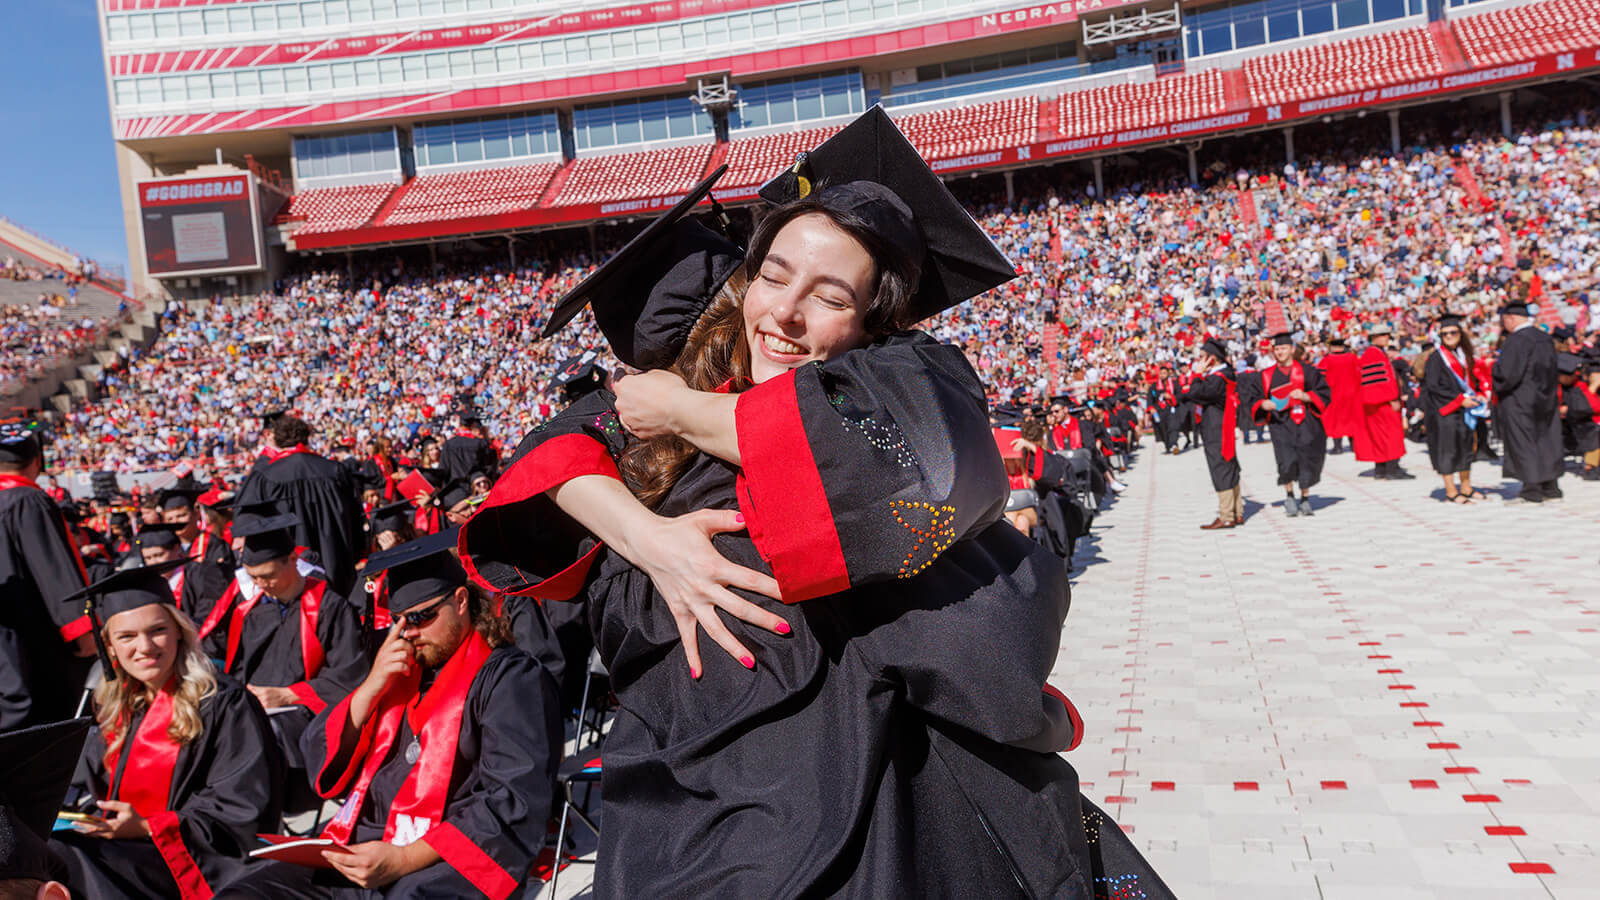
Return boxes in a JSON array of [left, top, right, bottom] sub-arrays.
[[37, 97, 1600, 479], [1, 294, 102, 388]]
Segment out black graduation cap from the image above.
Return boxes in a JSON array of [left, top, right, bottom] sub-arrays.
[[1200, 337, 1230, 362], [64, 559, 191, 679], [370, 500, 415, 535], [1269, 331, 1295, 347], [1556, 352, 1582, 376], [990, 405, 1026, 426], [1437, 313, 1465, 329], [0, 717, 93, 883], [541, 165, 741, 369], [0, 419, 42, 465], [1500, 299, 1531, 316], [550, 355, 610, 397], [437, 477, 473, 511], [363, 527, 466, 615], [133, 521, 184, 551], [258, 408, 288, 428], [57, 497, 83, 523], [756, 106, 1017, 323], [157, 485, 205, 511], [232, 501, 300, 565], [1553, 324, 1577, 341]]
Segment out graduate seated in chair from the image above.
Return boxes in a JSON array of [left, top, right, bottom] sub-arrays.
[[214, 530, 561, 900], [51, 561, 284, 900]]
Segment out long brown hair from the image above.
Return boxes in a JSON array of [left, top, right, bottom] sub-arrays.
[[618, 197, 922, 508]]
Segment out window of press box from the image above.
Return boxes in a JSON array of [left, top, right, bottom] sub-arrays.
[[1181, 0, 1422, 57], [573, 95, 713, 150], [412, 112, 560, 166], [730, 71, 866, 131], [293, 129, 400, 179]]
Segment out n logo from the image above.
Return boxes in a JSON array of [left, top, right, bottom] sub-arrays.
[[1557, 53, 1575, 70], [392, 814, 433, 846], [1266, 106, 1283, 121], [1016, 146, 1032, 161]]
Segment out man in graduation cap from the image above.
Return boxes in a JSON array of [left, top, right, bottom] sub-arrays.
[[1352, 323, 1414, 479], [1179, 337, 1245, 528], [132, 522, 232, 625], [1494, 299, 1565, 502], [441, 410, 497, 485], [157, 486, 234, 572], [237, 414, 366, 595], [216, 529, 561, 900], [0, 418, 95, 730], [198, 503, 367, 767], [1, 717, 92, 900], [1243, 332, 1332, 516], [1559, 350, 1600, 479]]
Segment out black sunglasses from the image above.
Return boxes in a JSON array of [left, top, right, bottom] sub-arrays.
[[402, 596, 452, 628]]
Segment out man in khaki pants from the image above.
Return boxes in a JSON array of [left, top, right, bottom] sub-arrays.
[[1178, 337, 1245, 529]]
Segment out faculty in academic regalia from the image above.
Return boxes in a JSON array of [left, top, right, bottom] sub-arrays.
[[1492, 300, 1565, 503], [214, 529, 561, 900], [463, 110, 1173, 899], [1178, 337, 1244, 529], [1243, 332, 1331, 517], [198, 506, 367, 770], [1420, 314, 1489, 502], [237, 415, 365, 595], [51, 561, 283, 900], [1352, 324, 1414, 479], [1317, 334, 1360, 454], [1, 420, 94, 730], [1559, 351, 1600, 480]]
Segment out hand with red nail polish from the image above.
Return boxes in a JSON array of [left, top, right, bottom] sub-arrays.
[[739, 655, 756, 670]]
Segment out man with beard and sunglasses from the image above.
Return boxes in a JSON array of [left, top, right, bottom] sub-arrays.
[[216, 527, 561, 900]]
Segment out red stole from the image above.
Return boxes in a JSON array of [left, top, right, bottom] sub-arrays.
[[1264, 362, 1308, 424], [1209, 367, 1239, 461], [1577, 382, 1600, 425], [1441, 347, 1478, 391], [0, 473, 40, 493], [107, 680, 180, 820], [372, 455, 396, 500], [197, 581, 239, 641], [322, 632, 492, 846], [262, 443, 311, 463], [169, 568, 187, 606], [223, 578, 329, 680]]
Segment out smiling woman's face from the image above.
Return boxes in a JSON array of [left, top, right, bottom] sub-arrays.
[[742, 213, 876, 385]]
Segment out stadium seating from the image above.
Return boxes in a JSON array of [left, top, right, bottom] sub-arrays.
[[719, 125, 844, 190], [277, 183, 397, 235], [1058, 71, 1227, 138], [549, 144, 715, 207], [1244, 27, 1444, 106], [382, 162, 561, 226], [895, 96, 1040, 160], [1453, 0, 1600, 67]]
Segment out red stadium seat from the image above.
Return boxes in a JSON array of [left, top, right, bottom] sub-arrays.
[[720, 125, 844, 191], [894, 96, 1040, 160], [1244, 27, 1444, 107], [549, 145, 715, 207], [278, 183, 397, 235], [382, 162, 562, 226], [1453, 0, 1600, 67], [1057, 71, 1227, 139]]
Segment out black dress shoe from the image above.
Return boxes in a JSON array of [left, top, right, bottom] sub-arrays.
[[1390, 468, 1416, 480]]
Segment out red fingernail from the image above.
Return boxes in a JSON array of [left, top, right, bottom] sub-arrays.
[[775, 622, 791, 635], [739, 655, 755, 669], [689, 666, 700, 680], [735, 513, 745, 524]]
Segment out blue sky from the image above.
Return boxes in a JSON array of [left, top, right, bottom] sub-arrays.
[[0, 3, 128, 278]]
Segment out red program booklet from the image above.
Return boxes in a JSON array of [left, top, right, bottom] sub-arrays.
[[249, 835, 352, 868], [395, 471, 434, 504]]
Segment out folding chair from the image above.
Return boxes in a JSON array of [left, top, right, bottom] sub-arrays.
[[545, 650, 610, 897]]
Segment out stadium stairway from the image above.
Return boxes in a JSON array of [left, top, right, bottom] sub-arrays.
[[1036, 95, 1061, 141], [536, 161, 576, 209], [367, 181, 413, 227], [1222, 69, 1252, 113], [1429, 20, 1472, 73], [703, 141, 730, 180]]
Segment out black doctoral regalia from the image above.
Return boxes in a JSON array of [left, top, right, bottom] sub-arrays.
[[1242, 361, 1331, 488], [1492, 323, 1564, 483], [53, 676, 284, 899], [463, 336, 1173, 900], [237, 451, 366, 595], [1178, 364, 1241, 490], [0, 465, 92, 730], [1421, 347, 1483, 475]]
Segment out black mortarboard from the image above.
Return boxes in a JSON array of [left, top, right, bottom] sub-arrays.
[[757, 106, 1016, 323], [64, 559, 190, 678], [1270, 331, 1295, 347], [542, 165, 741, 369], [990, 405, 1026, 426], [57, 497, 82, 523], [550, 355, 610, 397], [232, 502, 300, 565], [1553, 324, 1577, 340], [1556, 352, 1581, 375], [259, 408, 288, 428], [370, 500, 415, 535], [0, 717, 92, 882], [1500, 299, 1531, 316], [438, 478, 473, 511], [133, 521, 184, 551], [157, 485, 205, 511], [0, 419, 42, 465], [1437, 313, 1465, 329], [363, 527, 467, 615], [1200, 337, 1230, 362]]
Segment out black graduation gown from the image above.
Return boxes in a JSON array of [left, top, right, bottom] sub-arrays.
[[238, 453, 366, 595], [1562, 381, 1600, 454], [0, 477, 92, 729], [462, 333, 1175, 900], [1492, 326, 1564, 483], [177, 555, 234, 632], [204, 581, 367, 768], [52, 677, 284, 900], [1026, 448, 1081, 560], [1421, 349, 1481, 475], [1178, 367, 1240, 491], [1241, 363, 1331, 489], [441, 433, 497, 483], [222, 647, 561, 899], [499, 594, 567, 691]]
